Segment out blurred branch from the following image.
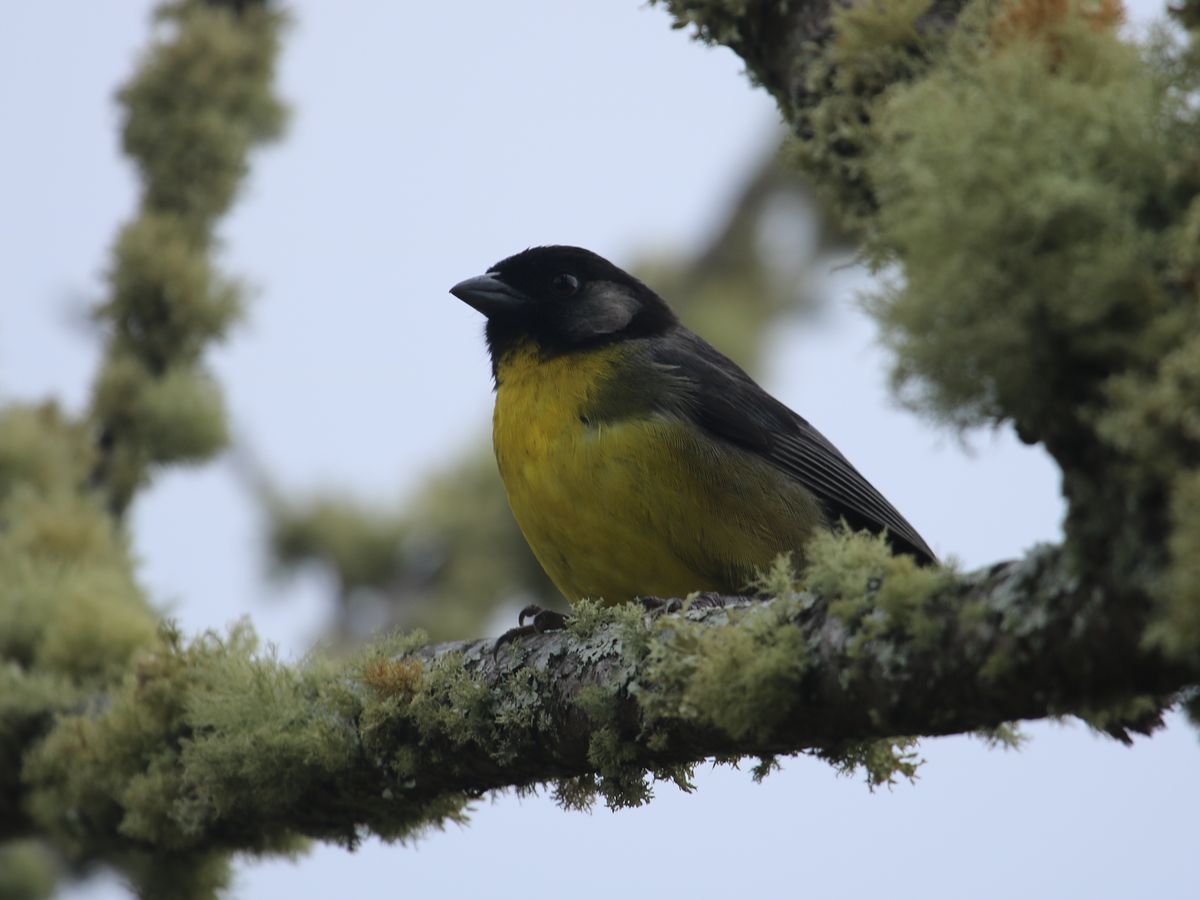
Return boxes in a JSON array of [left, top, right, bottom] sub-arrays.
[[87, 0, 288, 517], [16, 535, 1194, 863], [1, 1, 289, 896], [679, 133, 850, 289]]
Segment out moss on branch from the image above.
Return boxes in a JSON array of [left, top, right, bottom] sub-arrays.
[[0, 1, 288, 893], [656, 0, 1200, 682], [8, 533, 1192, 869], [89, 0, 288, 516]]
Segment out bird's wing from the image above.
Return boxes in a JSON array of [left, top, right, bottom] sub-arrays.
[[652, 330, 937, 565]]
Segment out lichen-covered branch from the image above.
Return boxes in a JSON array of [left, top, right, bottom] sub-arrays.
[[657, 0, 973, 228], [88, 0, 287, 517], [1, 1, 288, 895], [658, 0, 1200, 674], [12, 533, 1194, 871]]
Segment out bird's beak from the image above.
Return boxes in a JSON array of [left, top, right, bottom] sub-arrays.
[[449, 273, 530, 317]]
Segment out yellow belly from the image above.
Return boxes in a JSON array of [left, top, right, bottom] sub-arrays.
[[492, 343, 823, 605]]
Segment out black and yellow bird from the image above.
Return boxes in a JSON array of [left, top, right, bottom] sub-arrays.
[[451, 246, 934, 613]]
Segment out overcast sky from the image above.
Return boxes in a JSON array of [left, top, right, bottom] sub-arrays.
[[3, 2, 1195, 898]]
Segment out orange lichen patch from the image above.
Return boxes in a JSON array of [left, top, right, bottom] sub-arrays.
[[993, 0, 1124, 49], [362, 658, 424, 698]]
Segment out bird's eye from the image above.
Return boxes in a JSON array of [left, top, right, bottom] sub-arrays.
[[551, 273, 579, 298]]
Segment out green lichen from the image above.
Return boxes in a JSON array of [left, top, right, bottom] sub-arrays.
[[653, 0, 753, 52], [552, 758, 697, 813], [99, 214, 242, 372], [0, 460, 158, 686], [865, 4, 1200, 660], [585, 729, 653, 810], [1186, 689, 1200, 729], [973, 722, 1026, 750], [0, 404, 162, 871], [94, 358, 229, 467], [403, 655, 494, 751], [2, 1, 295, 893], [1153, 470, 1200, 664], [748, 755, 780, 782], [22, 620, 476, 864], [788, 0, 959, 231], [1101, 334, 1200, 665], [89, 0, 290, 518], [642, 594, 810, 744], [749, 552, 802, 597], [566, 598, 616, 638], [626, 530, 948, 788], [120, 0, 288, 230], [358, 652, 492, 786], [175, 631, 359, 847], [871, 14, 1175, 435], [805, 528, 955, 659], [564, 684, 664, 810], [0, 406, 93, 500], [269, 496, 409, 594], [0, 556, 153, 685], [542, 643, 704, 812], [115, 852, 232, 900], [551, 774, 605, 812], [1076, 695, 1169, 744], [489, 667, 557, 764], [134, 364, 229, 463], [811, 737, 923, 790], [0, 840, 58, 900], [23, 624, 250, 855]]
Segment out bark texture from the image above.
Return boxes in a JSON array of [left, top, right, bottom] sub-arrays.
[[389, 544, 1183, 803]]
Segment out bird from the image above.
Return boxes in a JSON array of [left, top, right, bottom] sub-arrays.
[[450, 246, 935, 621]]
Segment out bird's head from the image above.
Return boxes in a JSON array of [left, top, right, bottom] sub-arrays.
[[450, 246, 677, 364]]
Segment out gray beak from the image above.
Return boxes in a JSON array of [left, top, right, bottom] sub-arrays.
[[449, 273, 531, 317]]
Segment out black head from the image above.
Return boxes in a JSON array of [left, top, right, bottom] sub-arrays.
[[449, 246, 678, 365]]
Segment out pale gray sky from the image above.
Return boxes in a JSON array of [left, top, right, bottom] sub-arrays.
[[3, 2, 1195, 898]]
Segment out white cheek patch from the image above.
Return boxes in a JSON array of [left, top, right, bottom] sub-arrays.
[[564, 283, 639, 338]]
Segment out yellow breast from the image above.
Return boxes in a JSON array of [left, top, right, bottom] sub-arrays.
[[492, 341, 823, 605]]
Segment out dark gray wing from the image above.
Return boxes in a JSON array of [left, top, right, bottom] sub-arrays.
[[653, 329, 937, 565]]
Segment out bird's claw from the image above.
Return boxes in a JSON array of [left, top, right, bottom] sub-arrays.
[[637, 596, 682, 616], [493, 604, 570, 652], [637, 592, 729, 617]]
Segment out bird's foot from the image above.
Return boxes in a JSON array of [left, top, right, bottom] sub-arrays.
[[638, 592, 734, 618], [637, 596, 682, 616], [683, 591, 730, 610], [494, 604, 570, 652]]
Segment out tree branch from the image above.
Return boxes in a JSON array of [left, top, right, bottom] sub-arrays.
[[658, 0, 967, 121], [389, 544, 1184, 796], [656, 0, 1200, 675], [20, 536, 1195, 859]]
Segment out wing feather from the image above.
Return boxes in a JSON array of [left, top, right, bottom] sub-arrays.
[[654, 330, 936, 565]]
